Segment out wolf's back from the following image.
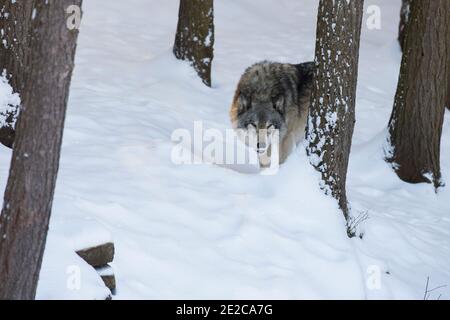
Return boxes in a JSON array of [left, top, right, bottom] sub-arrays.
[[293, 62, 315, 102], [294, 62, 315, 78], [294, 62, 315, 85]]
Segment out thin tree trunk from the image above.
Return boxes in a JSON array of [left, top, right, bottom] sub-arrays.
[[306, 0, 364, 221], [0, 1, 35, 148], [0, 0, 82, 300], [385, 0, 449, 189], [173, 0, 214, 87], [398, 0, 412, 52]]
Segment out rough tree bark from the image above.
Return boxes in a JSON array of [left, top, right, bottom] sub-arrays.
[[385, 0, 449, 190], [398, 1, 449, 110], [0, 1, 35, 148], [447, 78, 449, 110], [398, 0, 412, 52], [173, 0, 214, 87], [0, 0, 82, 300], [306, 0, 364, 221], [447, 63, 450, 110]]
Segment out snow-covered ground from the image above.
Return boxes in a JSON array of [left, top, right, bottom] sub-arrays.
[[1, 0, 450, 299]]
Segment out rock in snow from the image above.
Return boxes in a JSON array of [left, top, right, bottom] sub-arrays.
[[95, 265, 116, 293], [76, 242, 115, 268]]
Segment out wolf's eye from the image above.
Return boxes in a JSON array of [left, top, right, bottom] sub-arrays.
[[267, 124, 275, 131]]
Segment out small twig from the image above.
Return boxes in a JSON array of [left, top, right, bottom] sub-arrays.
[[427, 285, 447, 293], [423, 276, 447, 300], [347, 211, 370, 238], [423, 277, 430, 300]]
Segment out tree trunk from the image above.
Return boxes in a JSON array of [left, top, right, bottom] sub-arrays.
[[0, 0, 82, 300], [385, 0, 449, 189], [0, 1, 35, 148], [447, 64, 450, 110], [398, 0, 412, 52], [173, 0, 214, 87], [306, 0, 364, 221]]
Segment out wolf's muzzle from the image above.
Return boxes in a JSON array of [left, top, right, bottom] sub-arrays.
[[257, 142, 267, 154]]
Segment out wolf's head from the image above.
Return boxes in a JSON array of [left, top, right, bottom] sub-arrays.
[[233, 94, 283, 154], [230, 61, 300, 154]]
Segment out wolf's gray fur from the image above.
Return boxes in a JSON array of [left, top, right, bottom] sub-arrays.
[[230, 61, 314, 166]]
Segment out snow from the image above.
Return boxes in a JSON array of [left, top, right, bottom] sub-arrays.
[[96, 265, 114, 277], [1, 0, 450, 299], [0, 72, 20, 128], [37, 232, 111, 300]]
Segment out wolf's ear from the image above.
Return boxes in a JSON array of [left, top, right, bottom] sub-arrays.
[[272, 95, 285, 114]]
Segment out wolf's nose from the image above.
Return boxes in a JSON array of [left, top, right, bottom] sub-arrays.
[[257, 142, 266, 149]]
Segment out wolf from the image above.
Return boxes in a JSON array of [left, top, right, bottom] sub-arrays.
[[230, 61, 315, 167]]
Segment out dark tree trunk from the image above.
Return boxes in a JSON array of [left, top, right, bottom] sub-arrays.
[[0, 1, 35, 148], [0, 0, 82, 300], [447, 81, 450, 110], [306, 0, 364, 221], [385, 0, 449, 189], [173, 0, 214, 87], [398, 0, 412, 52]]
